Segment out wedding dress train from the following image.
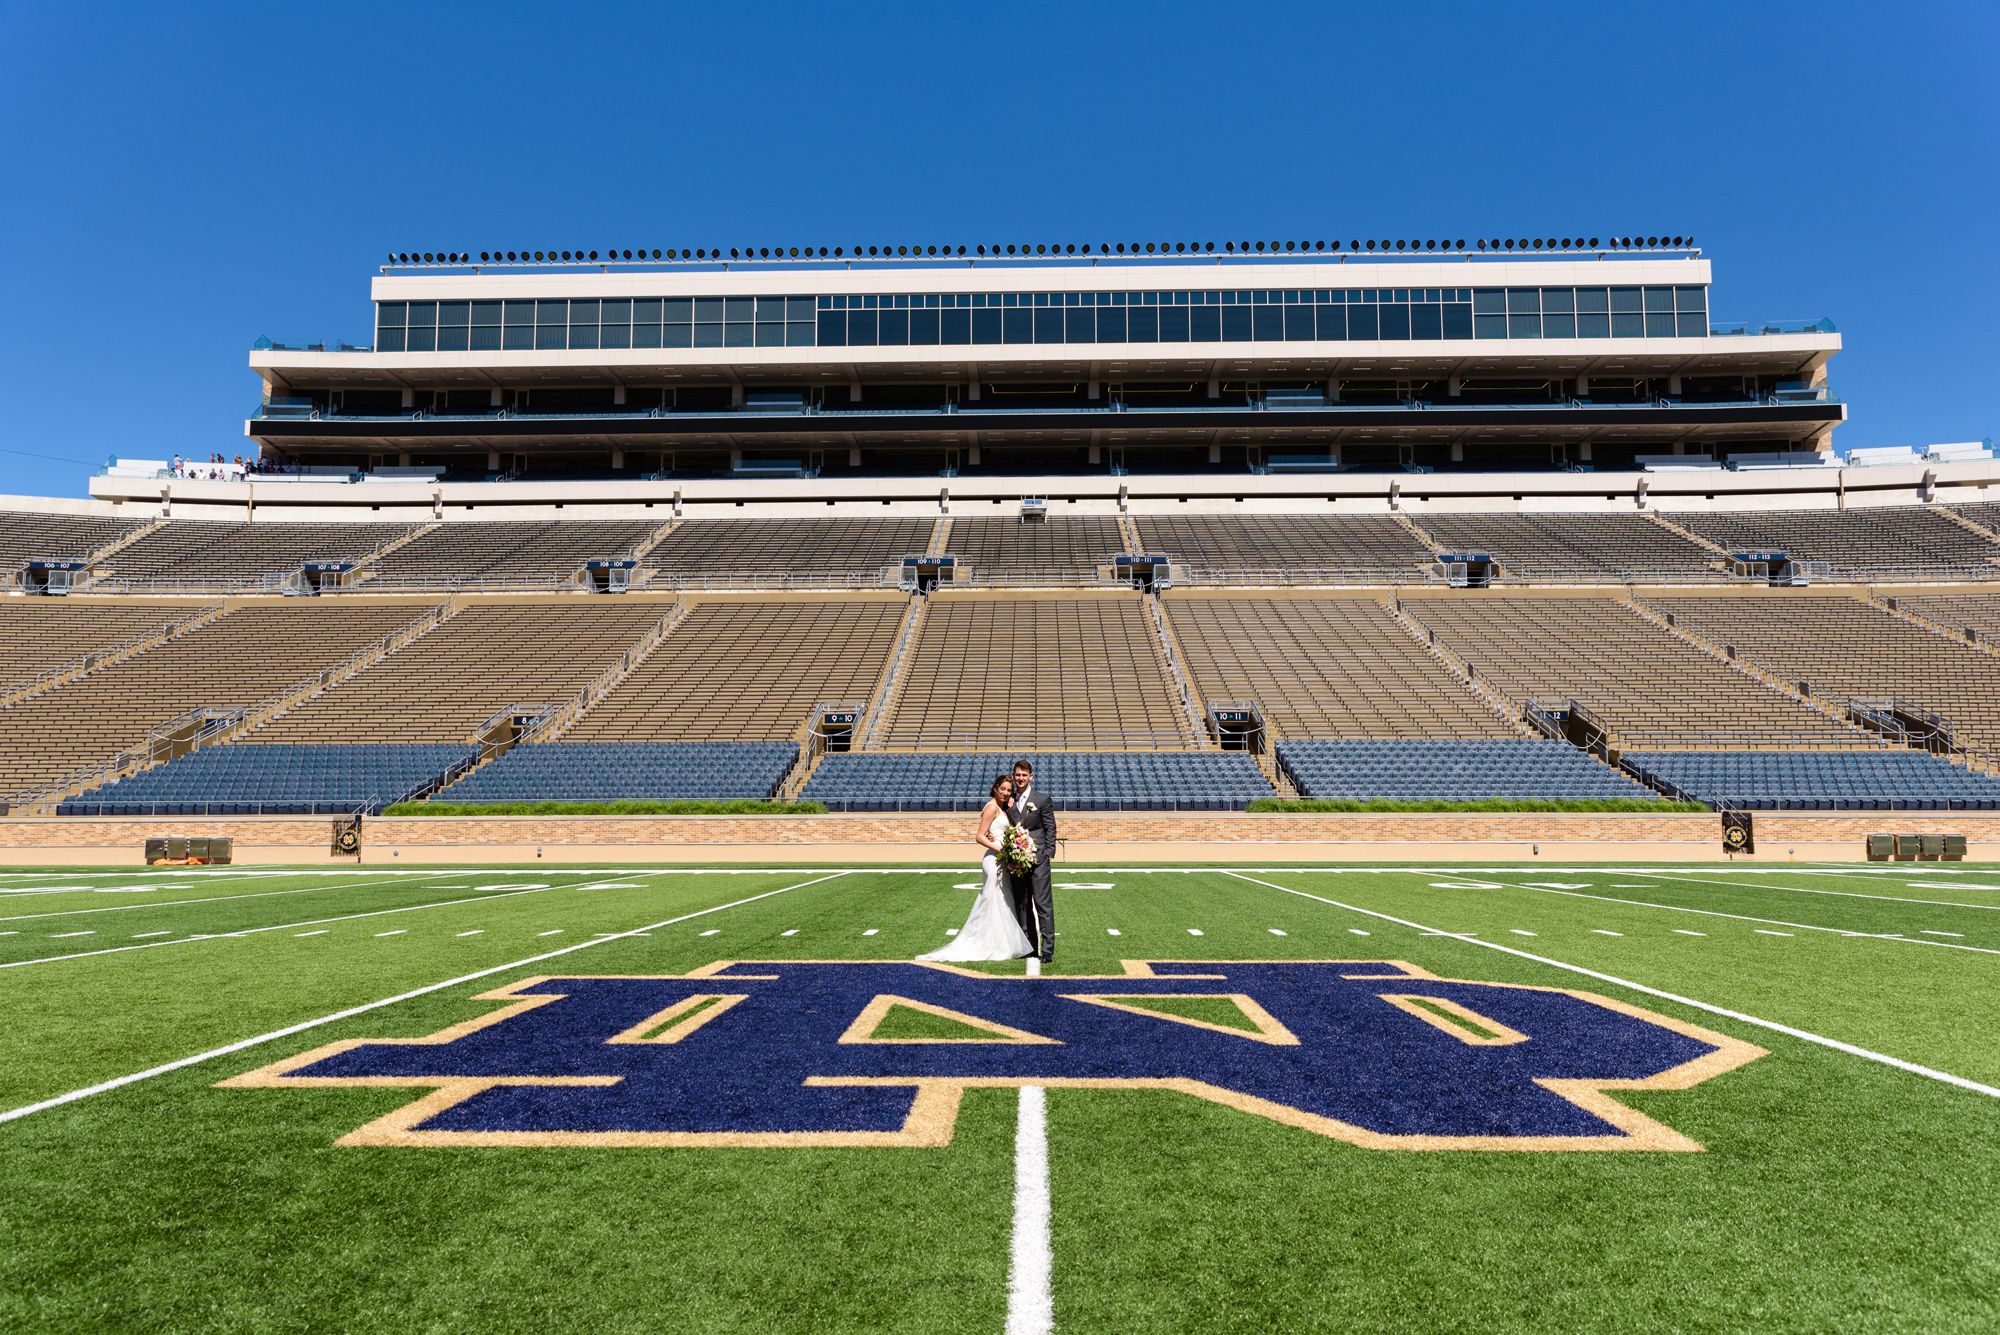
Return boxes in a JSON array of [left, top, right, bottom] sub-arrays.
[[918, 811, 1036, 962]]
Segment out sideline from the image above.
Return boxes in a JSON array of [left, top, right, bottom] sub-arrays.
[[1221, 870, 2000, 1100], [0, 870, 507, 925], [0, 872, 848, 1126]]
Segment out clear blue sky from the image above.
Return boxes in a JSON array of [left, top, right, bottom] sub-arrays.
[[1, 1, 1992, 499]]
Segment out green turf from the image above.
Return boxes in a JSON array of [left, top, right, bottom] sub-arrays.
[[4, 861, 1998, 1332]]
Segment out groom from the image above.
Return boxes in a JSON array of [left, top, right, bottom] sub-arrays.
[[1007, 759, 1056, 963]]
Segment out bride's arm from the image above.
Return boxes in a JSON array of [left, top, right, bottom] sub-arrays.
[[974, 801, 1002, 853]]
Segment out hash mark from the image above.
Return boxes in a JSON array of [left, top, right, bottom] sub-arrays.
[[699, 929, 720, 936], [1509, 930, 1537, 937], [538, 929, 564, 936], [1348, 929, 1371, 936], [863, 929, 878, 936], [1187, 928, 1204, 936], [781, 929, 799, 936], [51, 931, 93, 938], [1592, 929, 1624, 936], [1754, 930, 1793, 937], [294, 930, 328, 937], [1268, 928, 1287, 936], [133, 931, 172, 938], [375, 930, 406, 937], [456, 930, 484, 937], [1922, 930, 1965, 937], [1672, 930, 1707, 936], [1106, 928, 1122, 936]]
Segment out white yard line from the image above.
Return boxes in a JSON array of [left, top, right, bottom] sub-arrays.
[[0, 872, 848, 1127], [0, 872, 480, 925], [1618, 870, 2000, 914], [1006, 1085, 1054, 1335], [1220, 871, 2000, 1101]]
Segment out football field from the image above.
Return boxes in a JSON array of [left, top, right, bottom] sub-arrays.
[[3, 859, 1997, 1333]]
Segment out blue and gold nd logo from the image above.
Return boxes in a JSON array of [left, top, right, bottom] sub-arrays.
[[222, 960, 1765, 1151]]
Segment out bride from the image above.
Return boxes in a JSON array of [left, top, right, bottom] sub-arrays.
[[919, 775, 1037, 962]]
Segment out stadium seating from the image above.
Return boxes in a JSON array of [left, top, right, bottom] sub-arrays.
[[1890, 593, 2000, 638], [1132, 515, 1428, 571], [945, 517, 1127, 578], [0, 603, 431, 793], [1402, 595, 1858, 748], [1275, 738, 1655, 800], [1650, 594, 2000, 751], [252, 599, 675, 745], [101, 521, 409, 582], [1661, 508, 1997, 569], [437, 741, 799, 803], [1415, 514, 1713, 572], [802, 751, 1273, 811], [880, 595, 1189, 750], [642, 519, 936, 575], [1623, 750, 2000, 810], [371, 521, 662, 580], [0, 602, 194, 686], [562, 596, 906, 744], [1166, 595, 1518, 739], [0, 511, 148, 567], [58, 743, 475, 815]]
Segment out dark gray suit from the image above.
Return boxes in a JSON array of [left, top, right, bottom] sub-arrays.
[[1008, 784, 1057, 959]]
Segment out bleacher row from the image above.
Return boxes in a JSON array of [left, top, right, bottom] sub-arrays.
[[6, 577, 2000, 815], [5, 506, 1997, 583]]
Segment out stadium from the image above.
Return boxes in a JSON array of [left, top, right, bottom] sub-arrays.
[[6, 241, 1999, 1333]]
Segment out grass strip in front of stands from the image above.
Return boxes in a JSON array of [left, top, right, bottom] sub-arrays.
[[1246, 797, 1709, 813], [381, 799, 828, 816]]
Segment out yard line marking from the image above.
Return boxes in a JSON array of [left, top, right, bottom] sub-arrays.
[[50, 931, 94, 938], [538, 930, 564, 936], [1026, 957, 1041, 978], [699, 929, 720, 936], [132, 931, 171, 938], [1222, 871, 2000, 1101], [1592, 930, 1624, 936], [1006, 1085, 1054, 1335], [375, 931, 406, 937], [0, 872, 849, 1126], [294, 931, 328, 937], [0, 882, 594, 970], [1922, 930, 1965, 937], [0, 872, 482, 925], [1483, 879, 2000, 956], [456, 931, 484, 937], [1268, 929, 1287, 936], [1672, 930, 1707, 936]]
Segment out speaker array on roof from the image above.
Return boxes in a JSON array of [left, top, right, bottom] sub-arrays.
[[384, 235, 1696, 267]]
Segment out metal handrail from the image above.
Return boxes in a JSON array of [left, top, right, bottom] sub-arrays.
[[525, 596, 689, 746], [1, 602, 228, 708]]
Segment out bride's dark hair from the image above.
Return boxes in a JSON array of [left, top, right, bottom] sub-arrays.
[[990, 775, 1014, 800]]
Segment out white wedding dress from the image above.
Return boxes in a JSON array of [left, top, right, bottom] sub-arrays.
[[919, 810, 1036, 962]]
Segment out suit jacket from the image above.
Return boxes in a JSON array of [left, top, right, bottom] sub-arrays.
[[1011, 785, 1057, 851]]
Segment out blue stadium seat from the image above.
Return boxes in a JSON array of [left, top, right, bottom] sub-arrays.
[[1622, 748, 2000, 810], [436, 741, 799, 804], [800, 751, 1274, 812], [1273, 738, 1655, 801], [57, 742, 477, 816]]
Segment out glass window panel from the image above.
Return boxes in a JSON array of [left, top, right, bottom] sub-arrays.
[[927, 294, 941, 308], [878, 310, 909, 345], [694, 322, 724, 348], [694, 297, 724, 323], [756, 321, 786, 347], [1411, 303, 1442, 339], [847, 310, 878, 345], [1676, 311, 1706, 337], [726, 297, 754, 322], [1097, 307, 1128, 343], [1034, 308, 1064, 343], [376, 301, 406, 327], [536, 325, 567, 349], [1379, 304, 1411, 340], [724, 321, 755, 347], [406, 326, 436, 351], [1189, 305, 1220, 341], [909, 308, 939, 344], [1442, 303, 1473, 339], [787, 320, 817, 346], [1474, 312, 1508, 339], [972, 309, 1002, 344], [1003, 308, 1033, 343], [664, 298, 693, 322], [1676, 286, 1706, 312], [663, 323, 692, 348], [633, 323, 663, 348], [407, 302, 437, 327], [1540, 288, 1574, 313], [1157, 305, 1189, 342], [1473, 288, 1505, 314], [941, 309, 972, 344], [1645, 311, 1676, 337], [1284, 304, 1315, 340], [600, 299, 631, 325], [437, 325, 469, 351], [632, 299, 661, 323], [1316, 305, 1346, 340], [1577, 312, 1610, 338], [376, 326, 406, 352], [789, 296, 816, 321], [1350, 304, 1381, 340], [818, 295, 833, 309], [503, 325, 534, 350], [438, 301, 469, 326], [1644, 286, 1674, 312], [1610, 287, 1643, 313], [1506, 288, 1540, 313], [1575, 287, 1609, 313], [567, 299, 600, 324], [470, 300, 501, 326], [1508, 313, 1541, 338], [1542, 313, 1576, 339], [1068, 307, 1100, 343], [1127, 306, 1159, 342], [894, 294, 911, 309], [470, 325, 501, 352], [1611, 311, 1644, 337], [569, 324, 600, 349], [1252, 305, 1283, 340], [537, 299, 567, 326]]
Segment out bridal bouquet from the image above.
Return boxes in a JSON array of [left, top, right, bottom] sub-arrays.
[[1000, 823, 1039, 874]]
